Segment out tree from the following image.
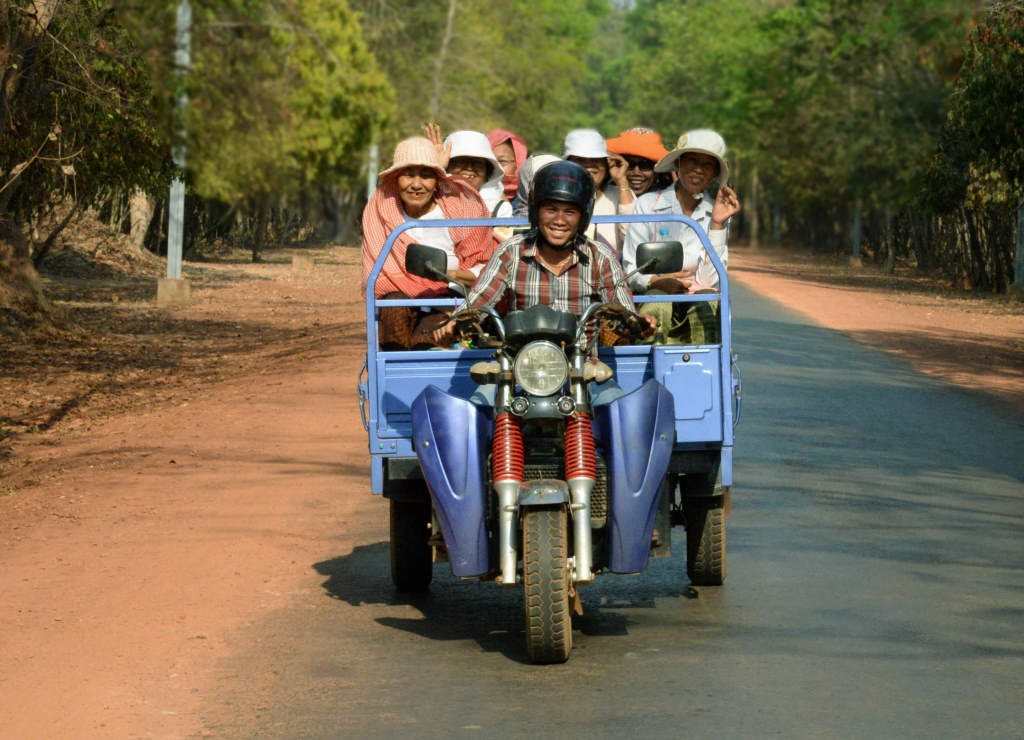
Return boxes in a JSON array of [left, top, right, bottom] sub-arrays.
[[349, 0, 610, 151], [1, 0, 172, 324]]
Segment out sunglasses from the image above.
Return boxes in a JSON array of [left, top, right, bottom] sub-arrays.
[[622, 157, 655, 172]]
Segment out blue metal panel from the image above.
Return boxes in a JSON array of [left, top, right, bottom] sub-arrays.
[[593, 380, 675, 574], [374, 349, 492, 441], [411, 386, 492, 577], [633, 294, 718, 304], [364, 213, 735, 461], [371, 455, 384, 494], [721, 445, 733, 487], [598, 345, 655, 395], [376, 298, 462, 308], [653, 347, 723, 444]]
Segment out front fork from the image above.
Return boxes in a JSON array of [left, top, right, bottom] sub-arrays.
[[492, 354, 521, 586], [490, 352, 596, 585], [566, 351, 595, 583]]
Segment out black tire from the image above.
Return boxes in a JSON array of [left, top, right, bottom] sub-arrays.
[[389, 497, 433, 592], [684, 500, 726, 586], [522, 507, 572, 664]]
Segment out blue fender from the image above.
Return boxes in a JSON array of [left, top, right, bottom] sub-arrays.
[[411, 386, 492, 577], [593, 379, 675, 574]]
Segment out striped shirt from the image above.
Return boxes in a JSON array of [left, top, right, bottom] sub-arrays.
[[464, 232, 635, 315]]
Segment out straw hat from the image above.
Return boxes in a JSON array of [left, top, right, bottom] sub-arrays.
[[655, 129, 729, 185], [378, 136, 447, 181]]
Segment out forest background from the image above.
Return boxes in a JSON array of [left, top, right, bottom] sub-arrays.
[[1, 0, 1022, 330]]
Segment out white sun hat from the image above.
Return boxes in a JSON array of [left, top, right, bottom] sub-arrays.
[[655, 129, 729, 185], [444, 129, 510, 215], [444, 130, 502, 179], [563, 128, 608, 159]]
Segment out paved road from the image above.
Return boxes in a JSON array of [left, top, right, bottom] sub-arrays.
[[205, 284, 1024, 739]]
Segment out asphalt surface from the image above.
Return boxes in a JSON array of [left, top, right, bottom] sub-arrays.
[[205, 283, 1024, 739]]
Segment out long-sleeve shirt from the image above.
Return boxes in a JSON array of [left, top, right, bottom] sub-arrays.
[[464, 232, 635, 315], [622, 186, 728, 293]]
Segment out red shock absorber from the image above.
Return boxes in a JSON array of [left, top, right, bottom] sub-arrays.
[[564, 412, 597, 480], [492, 412, 525, 482]]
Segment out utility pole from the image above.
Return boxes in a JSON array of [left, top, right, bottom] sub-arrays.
[[158, 0, 192, 305], [366, 141, 379, 201]]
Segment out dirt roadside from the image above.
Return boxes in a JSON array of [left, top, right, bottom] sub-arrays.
[[1, 244, 1021, 736], [0, 248, 373, 737]]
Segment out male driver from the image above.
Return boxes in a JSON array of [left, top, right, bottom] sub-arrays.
[[433, 160, 647, 345]]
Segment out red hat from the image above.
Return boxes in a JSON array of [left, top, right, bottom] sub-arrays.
[[606, 129, 669, 164]]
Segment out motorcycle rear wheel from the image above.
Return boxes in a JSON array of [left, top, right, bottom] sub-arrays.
[[522, 506, 572, 664], [389, 496, 433, 592], [684, 499, 726, 586]]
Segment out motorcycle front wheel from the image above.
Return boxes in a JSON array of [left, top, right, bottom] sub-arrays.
[[521, 506, 572, 664]]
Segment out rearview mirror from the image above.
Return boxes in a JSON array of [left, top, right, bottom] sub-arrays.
[[635, 241, 683, 274], [405, 243, 449, 281], [404, 243, 468, 297]]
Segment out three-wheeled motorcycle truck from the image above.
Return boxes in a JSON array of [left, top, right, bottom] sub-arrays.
[[359, 213, 740, 663]]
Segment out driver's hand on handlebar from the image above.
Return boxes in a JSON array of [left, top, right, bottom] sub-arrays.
[[446, 268, 476, 288], [623, 311, 657, 338], [431, 317, 458, 346]]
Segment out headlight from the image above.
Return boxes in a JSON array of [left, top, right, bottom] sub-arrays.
[[513, 340, 568, 397]]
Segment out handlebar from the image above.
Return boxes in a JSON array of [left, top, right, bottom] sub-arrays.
[[450, 305, 506, 344], [576, 303, 652, 348]]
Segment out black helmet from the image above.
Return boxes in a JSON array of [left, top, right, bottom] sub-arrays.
[[528, 160, 595, 236]]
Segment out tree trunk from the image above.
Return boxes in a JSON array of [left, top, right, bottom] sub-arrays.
[[882, 208, 895, 274], [129, 189, 156, 250], [0, 219, 53, 330], [251, 198, 268, 263], [31, 203, 80, 268], [428, 0, 458, 121], [748, 167, 761, 249], [1, 0, 62, 132]]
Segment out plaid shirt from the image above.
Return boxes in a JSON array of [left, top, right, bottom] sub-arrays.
[[464, 232, 635, 314]]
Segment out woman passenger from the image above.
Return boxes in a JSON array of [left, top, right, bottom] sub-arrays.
[[605, 127, 672, 245], [511, 153, 561, 217], [487, 128, 528, 203], [622, 129, 741, 344], [563, 128, 624, 251], [361, 136, 494, 348], [444, 130, 514, 219]]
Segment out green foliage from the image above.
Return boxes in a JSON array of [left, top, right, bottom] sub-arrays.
[[179, 0, 394, 205], [0, 0, 172, 221], [2, 0, 1016, 290], [933, 0, 1024, 210], [349, 0, 610, 152]]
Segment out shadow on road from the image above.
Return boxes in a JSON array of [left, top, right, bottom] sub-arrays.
[[313, 541, 690, 663]]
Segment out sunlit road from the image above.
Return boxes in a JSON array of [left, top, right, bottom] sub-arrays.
[[205, 283, 1024, 738]]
